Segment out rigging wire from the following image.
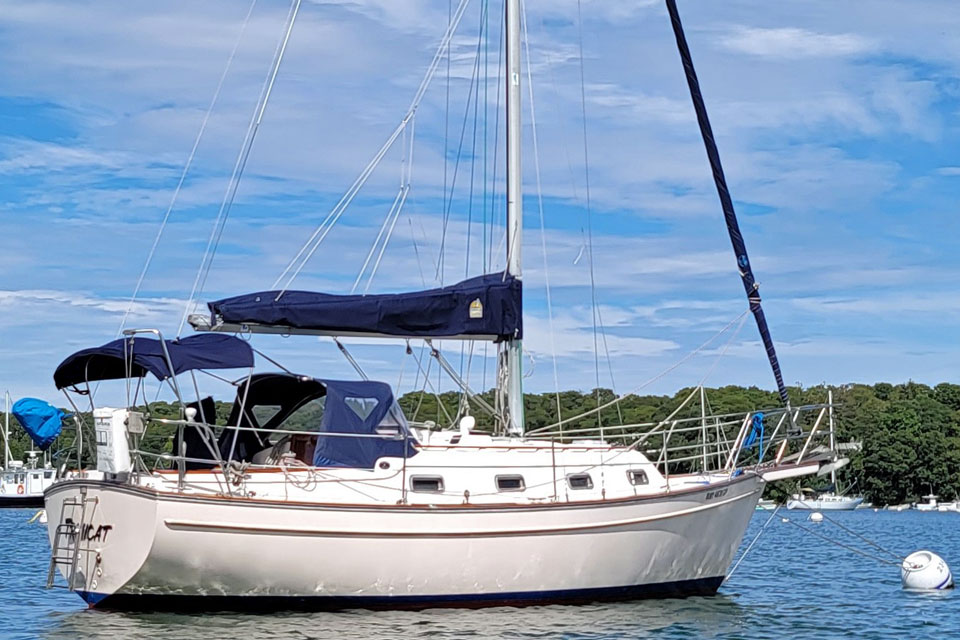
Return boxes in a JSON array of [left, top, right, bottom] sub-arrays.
[[435, 14, 487, 284], [178, 0, 302, 336], [519, 0, 562, 427], [456, 0, 489, 415], [777, 514, 902, 566], [525, 309, 750, 435], [119, 0, 258, 337], [273, 0, 473, 296], [442, 0, 452, 284], [574, 0, 604, 431], [725, 504, 781, 582], [787, 501, 903, 561]]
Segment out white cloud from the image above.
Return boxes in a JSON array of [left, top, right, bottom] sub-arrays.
[[718, 27, 876, 59]]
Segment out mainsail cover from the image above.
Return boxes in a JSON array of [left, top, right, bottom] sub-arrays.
[[207, 273, 522, 341], [665, 0, 790, 407]]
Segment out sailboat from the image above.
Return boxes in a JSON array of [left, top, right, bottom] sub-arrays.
[[0, 391, 57, 508], [786, 390, 863, 511], [43, 1, 834, 610]]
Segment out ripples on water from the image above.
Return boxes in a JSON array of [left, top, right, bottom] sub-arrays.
[[2, 509, 955, 639]]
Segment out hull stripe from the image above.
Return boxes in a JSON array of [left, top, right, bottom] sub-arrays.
[[80, 576, 726, 612], [163, 486, 760, 538]]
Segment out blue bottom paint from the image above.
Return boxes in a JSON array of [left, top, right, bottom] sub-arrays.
[[81, 576, 725, 612]]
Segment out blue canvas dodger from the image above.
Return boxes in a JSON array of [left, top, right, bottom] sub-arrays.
[[313, 379, 418, 469]]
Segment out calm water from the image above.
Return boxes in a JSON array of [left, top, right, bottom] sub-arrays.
[[2, 508, 956, 639]]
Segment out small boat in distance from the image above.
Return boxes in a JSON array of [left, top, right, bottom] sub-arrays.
[[0, 392, 56, 508], [915, 494, 939, 511], [786, 490, 864, 511], [785, 391, 863, 511]]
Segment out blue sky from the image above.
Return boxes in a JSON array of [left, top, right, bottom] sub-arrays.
[[1, 0, 959, 405]]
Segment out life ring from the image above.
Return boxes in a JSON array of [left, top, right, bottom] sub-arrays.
[[17, 484, 25, 495]]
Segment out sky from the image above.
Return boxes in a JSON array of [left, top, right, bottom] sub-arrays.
[[1, 0, 959, 406]]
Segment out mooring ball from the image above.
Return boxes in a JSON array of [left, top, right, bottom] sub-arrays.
[[901, 550, 954, 590], [809, 512, 824, 523]]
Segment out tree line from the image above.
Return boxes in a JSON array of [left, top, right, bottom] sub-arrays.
[[3, 381, 957, 505]]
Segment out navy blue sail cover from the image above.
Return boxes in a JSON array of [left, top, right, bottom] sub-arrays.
[[54, 334, 254, 389], [208, 273, 522, 341], [313, 379, 418, 468]]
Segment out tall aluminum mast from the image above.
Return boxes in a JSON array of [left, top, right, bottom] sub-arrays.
[[3, 391, 10, 469], [503, 0, 524, 435]]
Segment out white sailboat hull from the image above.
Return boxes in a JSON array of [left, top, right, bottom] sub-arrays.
[[46, 473, 762, 610], [786, 494, 863, 511]]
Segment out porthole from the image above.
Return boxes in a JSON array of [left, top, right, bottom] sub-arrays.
[[627, 469, 649, 486], [495, 474, 525, 492], [566, 473, 593, 490], [410, 475, 444, 493]]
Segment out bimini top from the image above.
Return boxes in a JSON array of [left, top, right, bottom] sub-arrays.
[[54, 334, 254, 390], [201, 273, 522, 342]]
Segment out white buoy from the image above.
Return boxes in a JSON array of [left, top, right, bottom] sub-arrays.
[[901, 551, 954, 590], [810, 512, 824, 523]]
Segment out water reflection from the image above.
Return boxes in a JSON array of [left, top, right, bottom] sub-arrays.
[[41, 596, 748, 640], [5, 510, 957, 640]]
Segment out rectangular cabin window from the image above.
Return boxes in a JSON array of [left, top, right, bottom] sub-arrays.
[[410, 475, 444, 493], [496, 475, 525, 492], [566, 473, 593, 490], [44, 471, 54, 479], [628, 469, 649, 486]]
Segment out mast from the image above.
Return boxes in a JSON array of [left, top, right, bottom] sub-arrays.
[[502, 0, 524, 435], [700, 385, 707, 472], [828, 389, 836, 488], [3, 391, 10, 469]]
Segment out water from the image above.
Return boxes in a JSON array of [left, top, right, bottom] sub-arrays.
[[2, 508, 956, 639]]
